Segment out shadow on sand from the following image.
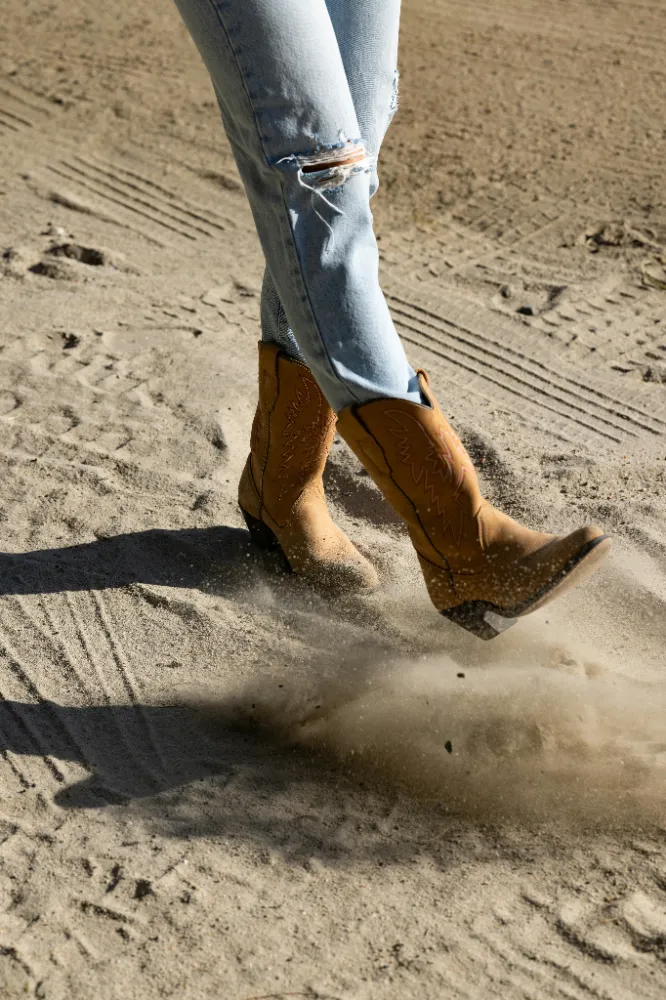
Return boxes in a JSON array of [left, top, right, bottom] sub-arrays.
[[0, 695, 452, 866]]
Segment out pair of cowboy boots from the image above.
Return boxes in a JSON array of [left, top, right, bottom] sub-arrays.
[[238, 343, 609, 639]]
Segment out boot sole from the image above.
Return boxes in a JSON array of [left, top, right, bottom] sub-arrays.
[[440, 534, 611, 640], [240, 508, 292, 574]]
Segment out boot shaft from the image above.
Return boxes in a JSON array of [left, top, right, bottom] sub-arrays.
[[337, 371, 486, 569], [249, 343, 337, 519]]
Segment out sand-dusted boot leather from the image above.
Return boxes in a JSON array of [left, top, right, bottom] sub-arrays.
[[337, 371, 610, 638], [238, 343, 378, 592]]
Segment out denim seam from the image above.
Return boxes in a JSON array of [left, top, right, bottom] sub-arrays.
[[204, 0, 363, 407]]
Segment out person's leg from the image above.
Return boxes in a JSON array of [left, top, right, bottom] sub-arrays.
[[261, 0, 402, 363], [172, 0, 419, 413], [173, 0, 391, 588], [327, 0, 608, 634]]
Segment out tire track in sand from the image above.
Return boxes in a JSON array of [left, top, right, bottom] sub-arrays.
[[385, 281, 666, 449], [90, 591, 168, 774], [0, 78, 53, 137]]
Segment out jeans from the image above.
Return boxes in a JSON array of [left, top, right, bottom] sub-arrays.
[[172, 0, 421, 413]]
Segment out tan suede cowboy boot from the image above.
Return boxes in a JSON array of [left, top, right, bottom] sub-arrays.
[[238, 342, 378, 592], [337, 370, 610, 638]]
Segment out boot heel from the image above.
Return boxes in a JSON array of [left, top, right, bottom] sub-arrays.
[[440, 601, 516, 641], [241, 508, 280, 551], [240, 508, 293, 573]]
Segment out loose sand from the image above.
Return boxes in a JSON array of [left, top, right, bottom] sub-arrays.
[[1, 1, 666, 997]]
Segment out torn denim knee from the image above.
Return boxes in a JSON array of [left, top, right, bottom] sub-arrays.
[[276, 137, 374, 193]]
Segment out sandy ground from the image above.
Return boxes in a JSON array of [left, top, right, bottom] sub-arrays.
[[1, 0, 666, 997]]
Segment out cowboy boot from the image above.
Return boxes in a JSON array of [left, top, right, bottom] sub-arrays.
[[337, 370, 610, 639], [238, 342, 378, 592]]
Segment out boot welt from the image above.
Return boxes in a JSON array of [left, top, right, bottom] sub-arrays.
[[440, 534, 611, 640]]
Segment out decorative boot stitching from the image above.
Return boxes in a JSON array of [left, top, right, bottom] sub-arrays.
[[349, 409, 455, 579], [385, 409, 470, 549], [378, 410, 469, 558], [276, 372, 335, 504]]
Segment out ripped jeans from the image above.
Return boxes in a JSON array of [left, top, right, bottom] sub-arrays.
[[172, 0, 421, 412]]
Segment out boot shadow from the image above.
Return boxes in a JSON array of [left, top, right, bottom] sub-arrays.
[[0, 524, 280, 598]]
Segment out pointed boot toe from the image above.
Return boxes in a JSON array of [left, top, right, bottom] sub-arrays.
[[286, 526, 379, 593], [503, 523, 611, 614], [425, 519, 610, 639]]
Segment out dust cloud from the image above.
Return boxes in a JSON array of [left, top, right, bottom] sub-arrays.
[[199, 635, 666, 829]]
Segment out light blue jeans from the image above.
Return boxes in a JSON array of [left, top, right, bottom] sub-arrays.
[[172, 0, 421, 413]]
